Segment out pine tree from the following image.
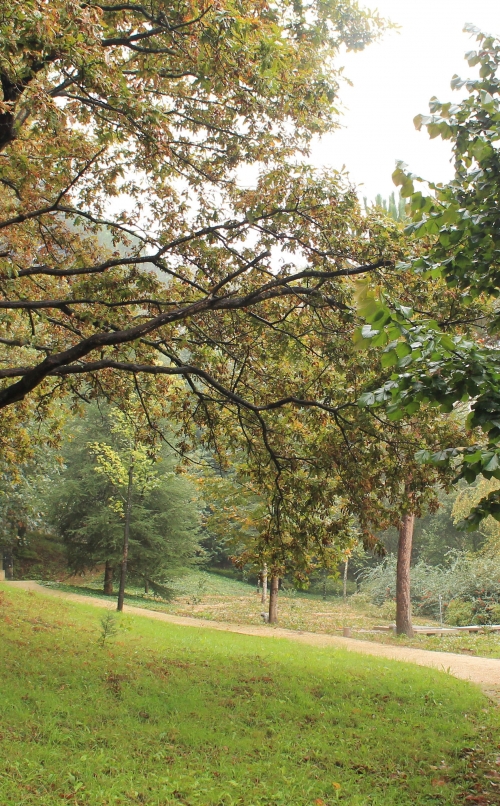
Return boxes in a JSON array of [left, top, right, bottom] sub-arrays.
[[49, 407, 201, 597]]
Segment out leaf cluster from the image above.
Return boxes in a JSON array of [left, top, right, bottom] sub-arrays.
[[355, 28, 500, 525]]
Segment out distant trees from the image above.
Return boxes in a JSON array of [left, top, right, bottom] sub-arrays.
[[367, 192, 407, 222], [49, 407, 201, 599]]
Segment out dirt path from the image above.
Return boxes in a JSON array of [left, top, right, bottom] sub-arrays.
[[6, 581, 500, 699]]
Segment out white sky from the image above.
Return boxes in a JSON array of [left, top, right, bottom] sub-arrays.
[[311, 0, 500, 202]]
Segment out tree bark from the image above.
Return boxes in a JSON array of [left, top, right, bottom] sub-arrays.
[[144, 578, 149, 594], [261, 563, 268, 605], [396, 512, 415, 636], [117, 464, 133, 612], [343, 557, 349, 601], [3, 551, 13, 580], [103, 560, 114, 595], [268, 575, 279, 623]]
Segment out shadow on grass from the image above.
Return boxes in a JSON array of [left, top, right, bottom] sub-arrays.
[[43, 582, 173, 605]]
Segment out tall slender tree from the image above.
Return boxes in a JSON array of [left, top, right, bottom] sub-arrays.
[[49, 407, 201, 599]]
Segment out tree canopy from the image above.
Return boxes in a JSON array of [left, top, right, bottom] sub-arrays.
[[3, 1, 487, 591], [0, 0, 386, 418], [356, 26, 500, 527]]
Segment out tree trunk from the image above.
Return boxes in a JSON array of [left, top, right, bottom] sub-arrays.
[[144, 578, 149, 594], [268, 575, 279, 623], [103, 560, 114, 595], [3, 551, 13, 580], [261, 563, 268, 605], [343, 557, 349, 601], [117, 465, 134, 612], [396, 512, 415, 636]]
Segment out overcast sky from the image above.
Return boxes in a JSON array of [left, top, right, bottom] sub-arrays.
[[311, 0, 500, 202]]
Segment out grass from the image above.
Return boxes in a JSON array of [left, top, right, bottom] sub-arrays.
[[1, 584, 500, 805], [42, 570, 500, 659]]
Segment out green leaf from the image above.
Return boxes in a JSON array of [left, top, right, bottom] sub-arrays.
[[395, 342, 411, 358], [405, 401, 420, 415], [387, 406, 404, 421], [439, 334, 456, 351], [371, 331, 388, 347], [483, 454, 499, 472], [358, 392, 375, 407], [381, 350, 398, 368], [415, 450, 432, 463], [463, 450, 482, 464]]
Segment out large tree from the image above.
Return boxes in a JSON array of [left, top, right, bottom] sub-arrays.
[[355, 27, 500, 526], [0, 0, 386, 420], [0, 0, 399, 574], [3, 2, 470, 627]]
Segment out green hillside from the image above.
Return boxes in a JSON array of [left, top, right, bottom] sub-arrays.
[[0, 585, 498, 806]]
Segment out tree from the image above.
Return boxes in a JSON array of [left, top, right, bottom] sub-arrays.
[[368, 192, 407, 222], [0, 409, 68, 578], [355, 26, 500, 527], [89, 409, 166, 610], [373, 485, 485, 566], [8, 2, 480, 624], [0, 0, 386, 421], [5, 0, 438, 597], [49, 406, 201, 599]]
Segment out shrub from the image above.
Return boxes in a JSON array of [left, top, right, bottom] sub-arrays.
[[360, 551, 500, 622], [489, 603, 500, 624], [445, 600, 475, 626]]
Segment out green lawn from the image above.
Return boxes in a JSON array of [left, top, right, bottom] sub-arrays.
[[1, 584, 498, 805]]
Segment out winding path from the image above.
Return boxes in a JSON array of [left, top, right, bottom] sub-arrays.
[[6, 581, 500, 700]]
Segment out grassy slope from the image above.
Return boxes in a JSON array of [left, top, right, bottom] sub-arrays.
[[1, 586, 499, 806], [45, 570, 500, 659]]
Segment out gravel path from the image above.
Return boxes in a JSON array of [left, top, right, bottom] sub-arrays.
[[7, 581, 500, 700]]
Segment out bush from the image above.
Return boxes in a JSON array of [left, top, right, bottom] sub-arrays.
[[360, 550, 500, 622], [446, 596, 500, 626], [445, 600, 475, 626], [350, 593, 396, 621], [306, 576, 356, 598]]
